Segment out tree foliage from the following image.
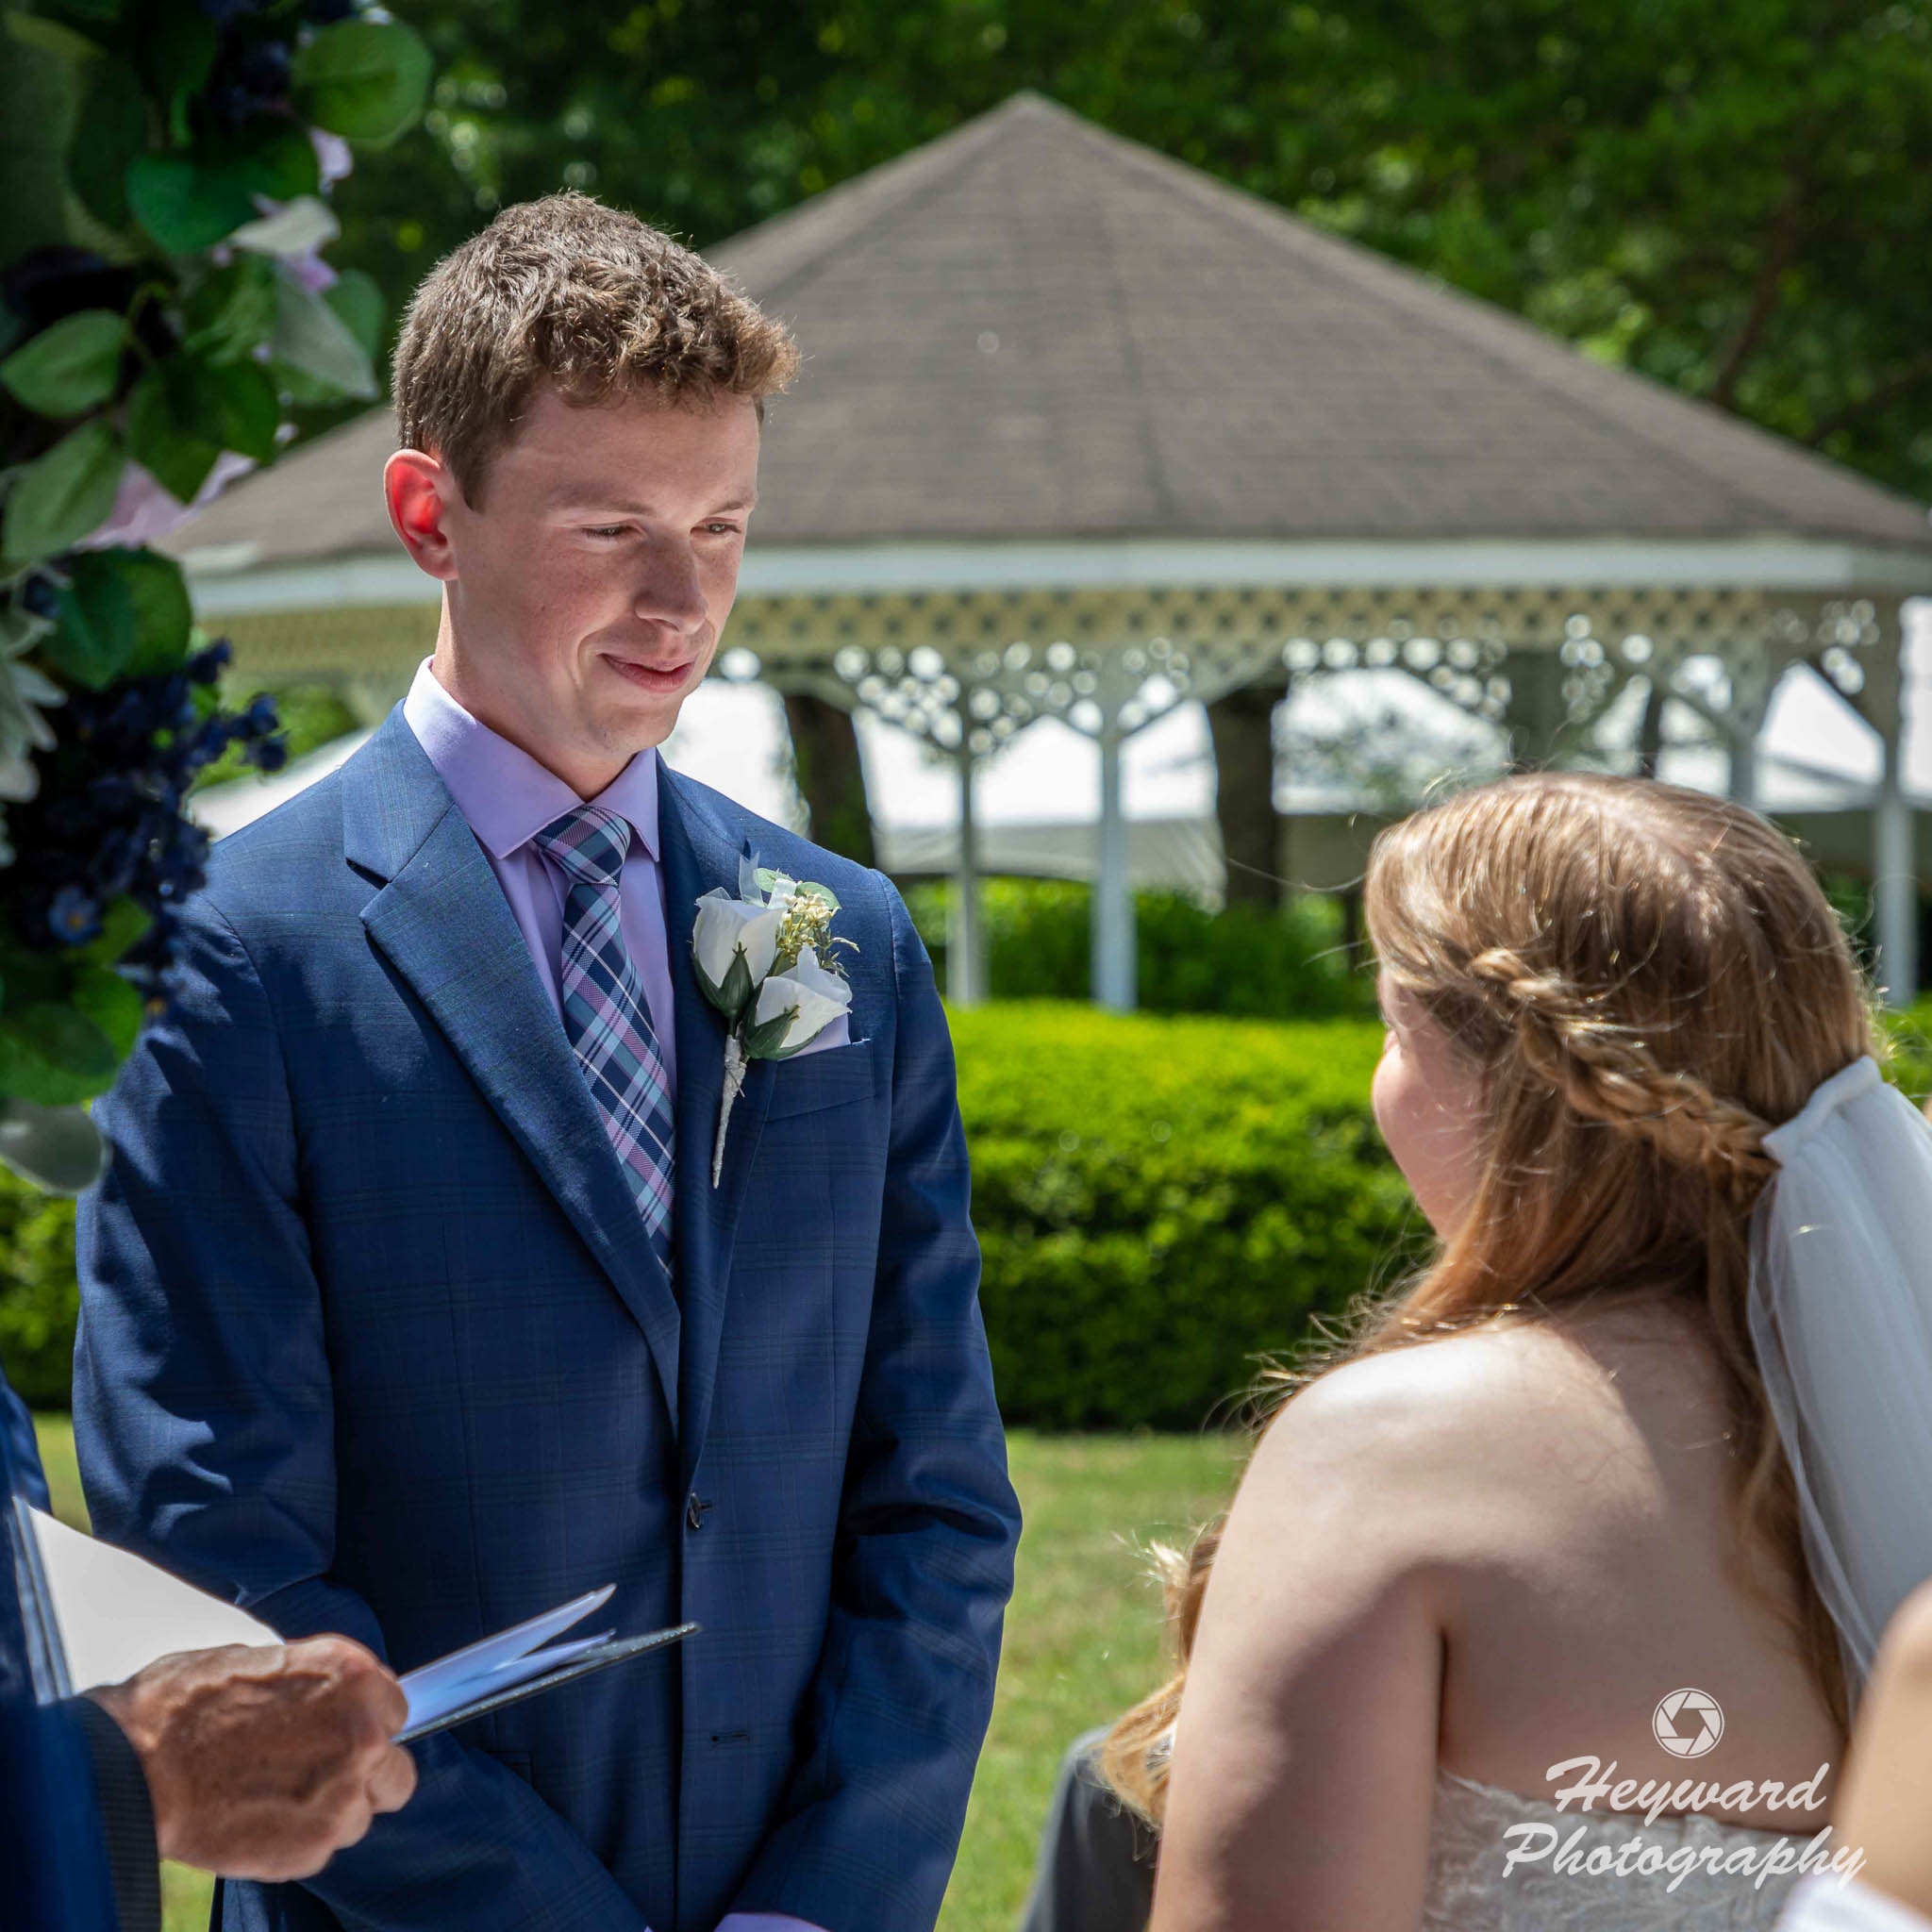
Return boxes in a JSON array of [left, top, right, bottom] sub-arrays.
[[327, 0, 1932, 499]]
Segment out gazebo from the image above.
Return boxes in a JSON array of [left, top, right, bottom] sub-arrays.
[[175, 93, 1932, 1003]]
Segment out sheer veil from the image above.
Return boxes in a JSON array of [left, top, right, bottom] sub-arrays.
[[1748, 1054, 1932, 1700]]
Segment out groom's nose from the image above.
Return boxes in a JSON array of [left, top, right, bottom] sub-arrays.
[[630, 538, 708, 639]]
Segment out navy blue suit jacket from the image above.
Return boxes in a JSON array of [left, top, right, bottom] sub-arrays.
[[74, 709, 1020, 1932]]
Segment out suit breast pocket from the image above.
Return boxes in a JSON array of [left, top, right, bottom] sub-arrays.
[[761, 1039, 878, 1122]]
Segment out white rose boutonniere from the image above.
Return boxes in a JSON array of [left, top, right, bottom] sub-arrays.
[[692, 846, 855, 1183]]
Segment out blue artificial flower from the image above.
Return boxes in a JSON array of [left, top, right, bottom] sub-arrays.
[[188, 640, 233, 683], [252, 734, 291, 774], [48, 884, 102, 946]]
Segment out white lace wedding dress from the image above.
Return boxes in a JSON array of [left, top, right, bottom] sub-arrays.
[[1421, 1765, 1806, 1930]]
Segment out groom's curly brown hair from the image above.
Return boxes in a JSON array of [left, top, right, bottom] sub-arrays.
[[391, 192, 799, 508]]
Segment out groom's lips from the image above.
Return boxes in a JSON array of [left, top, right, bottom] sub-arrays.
[[603, 653, 695, 694]]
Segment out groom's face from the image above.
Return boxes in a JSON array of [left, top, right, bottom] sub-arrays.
[[400, 382, 763, 794]]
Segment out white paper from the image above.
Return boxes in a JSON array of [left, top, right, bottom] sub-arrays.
[[27, 1505, 620, 1734], [396, 1584, 615, 1731], [27, 1506, 279, 1692]]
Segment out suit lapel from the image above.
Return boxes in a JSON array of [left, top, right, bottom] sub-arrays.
[[342, 711, 681, 1424], [658, 765, 771, 1479]]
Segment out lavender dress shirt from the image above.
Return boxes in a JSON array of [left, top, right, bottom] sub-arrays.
[[402, 660, 824, 1932]]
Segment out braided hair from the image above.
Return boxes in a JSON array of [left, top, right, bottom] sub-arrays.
[[1105, 772, 1874, 1824]]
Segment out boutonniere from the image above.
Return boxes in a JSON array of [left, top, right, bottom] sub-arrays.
[[691, 846, 856, 1184]]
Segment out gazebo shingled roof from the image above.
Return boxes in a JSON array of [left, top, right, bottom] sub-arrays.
[[175, 92, 1932, 563], [174, 92, 1932, 1006]]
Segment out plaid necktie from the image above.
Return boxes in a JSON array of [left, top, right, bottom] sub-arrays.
[[533, 804, 675, 1277]]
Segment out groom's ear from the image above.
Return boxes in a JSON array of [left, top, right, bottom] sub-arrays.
[[384, 448, 460, 583]]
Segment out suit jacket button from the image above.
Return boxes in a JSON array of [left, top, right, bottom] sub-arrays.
[[686, 1493, 710, 1530]]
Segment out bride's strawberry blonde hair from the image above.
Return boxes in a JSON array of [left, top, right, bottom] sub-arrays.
[[1105, 771, 1876, 1821]]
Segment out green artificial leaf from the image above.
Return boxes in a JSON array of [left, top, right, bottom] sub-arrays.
[[324, 268, 384, 360], [180, 255, 280, 364], [112, 547, 192, 673], [126, 151, 258, 254], [207, 356, 280, 461], [73, 965, 142, 1058], [45, 550, 139, 690], [127, 353, 276, 492], [76, 895, 152, 968], [0, 23, 84, 261], [2, 418, 124, 565], [68, 57, 146, 229], [271, 266, 376, 399], [291, 18, 432, 146], [264, 355, 347, 408], [125, 361, 220, 505], [796, 880, 841, 913], [229, 118, 322, 201], [0, 308, 125, 416], [137, 0, 217, 142], [4, 10, 106, 61], [0, 1004, 121, 1106]]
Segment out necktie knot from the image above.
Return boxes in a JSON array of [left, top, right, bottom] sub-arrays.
[[535, 804, 629, 890]]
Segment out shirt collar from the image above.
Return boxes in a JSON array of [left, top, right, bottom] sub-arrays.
[[402, 658, 661, 863]]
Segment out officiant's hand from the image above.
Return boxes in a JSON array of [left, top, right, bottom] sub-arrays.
[[87, 1634, 419, 1879], [1833, 1580, 1932, 1923]]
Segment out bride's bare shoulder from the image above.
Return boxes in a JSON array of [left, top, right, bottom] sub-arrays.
[[1247, 1306, 1688, 1508]]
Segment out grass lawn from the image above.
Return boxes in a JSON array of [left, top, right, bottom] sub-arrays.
[[32, 1416, 1242, 1932]]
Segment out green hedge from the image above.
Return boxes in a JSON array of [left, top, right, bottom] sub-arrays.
[[11, 997, 1932, 1429], [902, 878, 1374, 1018], [953, 1005, 1413, 1427], [0, 1168, 78, 1409]]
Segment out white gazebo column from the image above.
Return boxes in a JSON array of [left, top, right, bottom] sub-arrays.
[[949, 738, 987, 1008], [1727, 723, 1760, 811], [1870, 611, 1918, 1007], [1092, 664, 1135, 1012]]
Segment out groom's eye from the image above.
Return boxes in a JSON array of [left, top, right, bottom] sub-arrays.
[[585, 524, 629, 540]]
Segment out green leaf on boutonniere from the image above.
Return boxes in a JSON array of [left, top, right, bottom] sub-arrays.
[[741, 1005, 800, 1061], [693, 943, 758, 1022]]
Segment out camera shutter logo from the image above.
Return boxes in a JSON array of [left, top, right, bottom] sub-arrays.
[[1653, 1688, 1724, 1758]]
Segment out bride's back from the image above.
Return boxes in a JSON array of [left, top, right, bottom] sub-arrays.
[[1120, 773, 1874, 1929], [1366, 1298, 1843, 1824]]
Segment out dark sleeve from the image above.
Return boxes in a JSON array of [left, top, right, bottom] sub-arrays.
[[66, 1694, 161, 1932], [1015, 1728, 1158, 1932], [726, 882, 1024, 1931], [2, 1369, 51, 1512]]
